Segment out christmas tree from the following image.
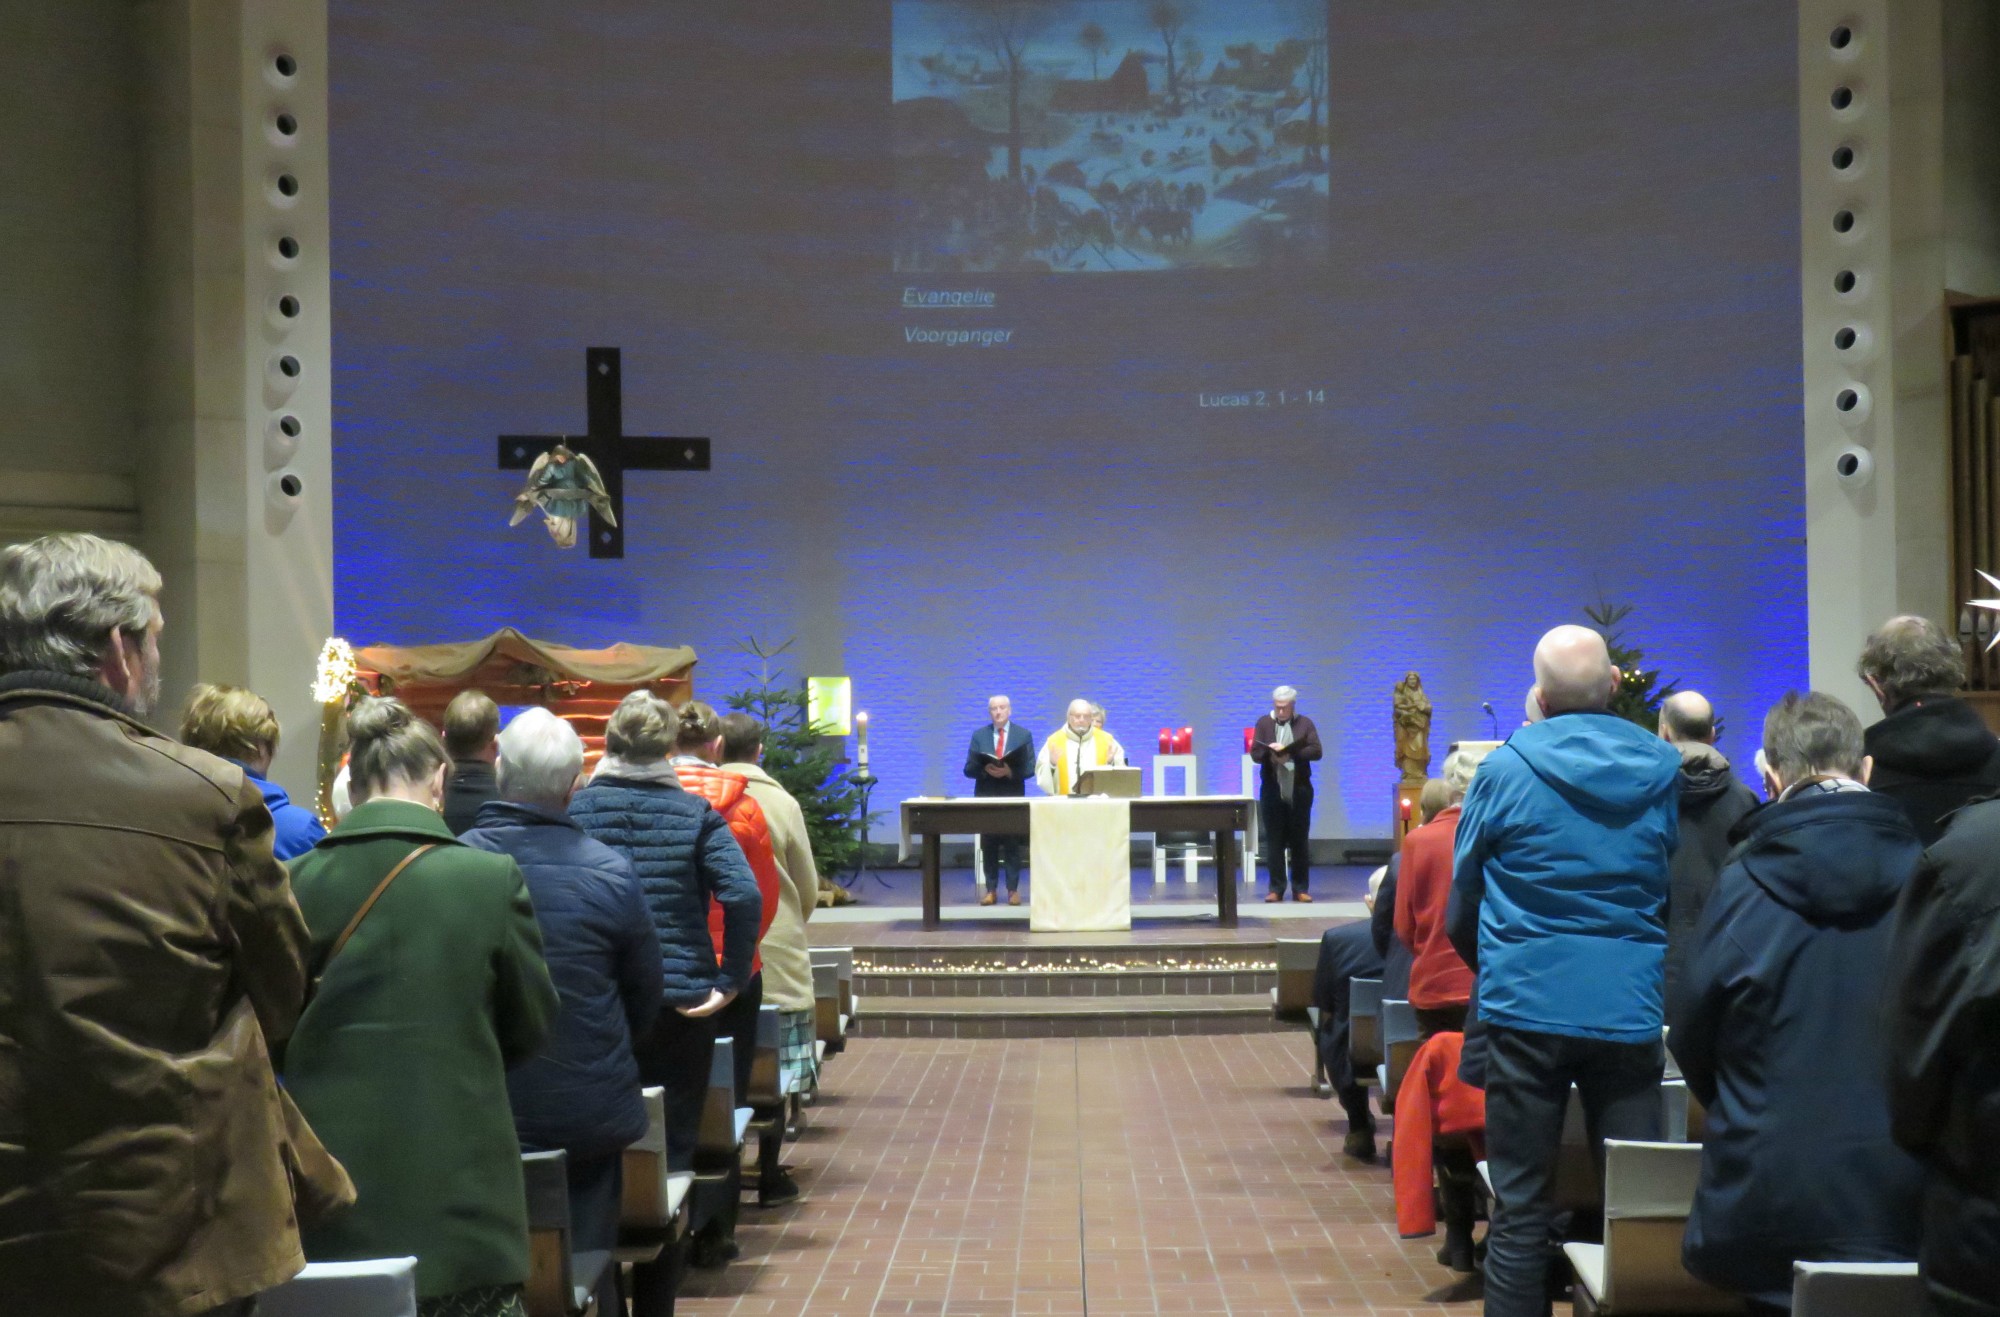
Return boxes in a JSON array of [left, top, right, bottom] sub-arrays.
[[1583, 600, 1681, 732], [722, 638, 876, 899]]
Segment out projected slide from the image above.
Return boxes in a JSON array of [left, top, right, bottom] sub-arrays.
[[892, 0, 1331, 273]]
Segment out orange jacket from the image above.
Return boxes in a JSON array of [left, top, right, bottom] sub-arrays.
[[1395, 805, 1474, 1010], [675, 762, 781, 975], [1393, 1031, 1486, 1237]]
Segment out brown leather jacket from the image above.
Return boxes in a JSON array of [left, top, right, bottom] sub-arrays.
[[0, 672, 323, 1315]]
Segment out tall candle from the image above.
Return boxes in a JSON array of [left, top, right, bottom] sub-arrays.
[[855, 710, 870, 769]]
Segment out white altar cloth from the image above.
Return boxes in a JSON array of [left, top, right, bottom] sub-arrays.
[[1029, 796, 1132, 932]]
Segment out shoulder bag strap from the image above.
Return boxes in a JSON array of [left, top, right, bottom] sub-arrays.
[[325, 843, 437, 966]]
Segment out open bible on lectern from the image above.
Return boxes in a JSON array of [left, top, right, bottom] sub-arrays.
[[1076, 766, 1142, 798]]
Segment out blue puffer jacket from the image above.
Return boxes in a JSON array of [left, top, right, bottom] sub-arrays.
[[231, 761, 326, 861], [460, 800, 664, 1158], [1671, 788, 1924, 1306], [1447, 711, 1681, 1043], [569, 763, 761, 1006]]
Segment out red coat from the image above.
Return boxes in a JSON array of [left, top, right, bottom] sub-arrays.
[[676, 762, 781, 975], [1393, 1031, 1486, 1237], [1395, 805, 1474, 1010]]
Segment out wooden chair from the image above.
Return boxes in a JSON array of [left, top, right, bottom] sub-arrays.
[[745, 1006, 801, 1204], [688, 1038, 750, 1246], [255, 1257, 418, 1317], [1563, 1140, 1742, 1315], [1349, 977, 1385, 1072], [522, 1149, 611, 1317], [1375, 999, 1419, 1114], [1272, 937, 1318, 1018], [617, 1087, 693, 1317], [1790, 1260, 1922, 1316]]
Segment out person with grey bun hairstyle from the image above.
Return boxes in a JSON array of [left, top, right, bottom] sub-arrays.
[[0, 533, 328, 1317], [281, 696, 559, 1317], [1671, 692, 1922, 1313], [1856, 615, 2000, 846]]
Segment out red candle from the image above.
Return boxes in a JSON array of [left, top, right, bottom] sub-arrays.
[[1401, 796, 1413, 821], [1158, 728, 1172, 753], [1176, 726, 1193, 755], [1243, 726, 1254, 753]]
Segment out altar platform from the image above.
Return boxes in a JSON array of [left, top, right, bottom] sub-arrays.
[[808, 863, 1372, 1038]]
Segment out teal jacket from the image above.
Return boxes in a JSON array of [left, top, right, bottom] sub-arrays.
[[279, 800, 558, 1299]]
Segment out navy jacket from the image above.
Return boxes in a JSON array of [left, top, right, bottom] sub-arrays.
[[1885, 794, 2000, 1316], [1447, 712, 1681, 1042], [569, 768, 761, 1006], [1670, 788, 1924, 1306], [460, 800, 663, 1159], [1864, 694, 2000, 847], [1662, 747, 1760, 1005], [443, 759, 499, 836], [963, 723, 1035, 798]]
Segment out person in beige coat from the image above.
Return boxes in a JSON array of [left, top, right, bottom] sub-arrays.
[[720, 713, 821, 1105]]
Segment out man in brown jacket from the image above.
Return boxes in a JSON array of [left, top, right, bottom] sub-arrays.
[[0, 533, 322, 1316]]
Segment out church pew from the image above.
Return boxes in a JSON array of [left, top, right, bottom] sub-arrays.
[[744, 1006, 801, 1206], [1563, 1140, 1741, 1315], [1350, 977, 1385, 1072], [1791, 1261, 1922, 1316], [1375, 999, 1419, 1115], [1306, 1004, 1332, 1096], [255, 1257, 418, 1317], [688, 1039, 750, 1250], [811, 946, 857, 1022], [522, 1149, 611, 1317], [1272, 937, 1318, 1018], [618, 1087, 692, 1317], [812, 962, 847, 1057]]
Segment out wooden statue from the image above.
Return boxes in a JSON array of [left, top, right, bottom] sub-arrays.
[[1393, 670, 1432, 782]]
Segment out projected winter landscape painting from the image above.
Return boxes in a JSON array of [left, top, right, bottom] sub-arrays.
[[892, 0, 1331, 273]]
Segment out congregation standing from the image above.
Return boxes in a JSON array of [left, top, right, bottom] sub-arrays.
[[5, 529, 2000, 1316]]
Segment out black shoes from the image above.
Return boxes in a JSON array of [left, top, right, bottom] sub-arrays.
[[1342, 1127, 1378, 1162], [758, 1170, 804, 1207]]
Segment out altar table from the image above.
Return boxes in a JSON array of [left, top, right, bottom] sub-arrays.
[[899, 795, 1253, 929]]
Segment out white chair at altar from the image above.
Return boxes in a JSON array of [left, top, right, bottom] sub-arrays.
[[1151, 754, 1201, 884]]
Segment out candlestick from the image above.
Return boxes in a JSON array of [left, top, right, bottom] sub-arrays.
[[855, 710, 870, 769]]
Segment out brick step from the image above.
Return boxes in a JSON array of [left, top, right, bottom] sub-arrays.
[[853, 940, 1275, 974], [864, 993, 1285, 1039], [857, 967, 1273, 999]]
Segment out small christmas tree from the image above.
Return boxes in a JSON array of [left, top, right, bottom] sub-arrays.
[[723, 638, 876, 896], [1583, 600, 1681, 732]]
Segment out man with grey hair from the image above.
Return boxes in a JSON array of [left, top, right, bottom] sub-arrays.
[[1252, 684, 1323, 901], [1657, 691, 1758, 1003], [1670, 691, 1922, 1308], [1036, 697, 1127, 796], [965, 694, 1034, 903], [460, 708, 663, 1276], [1446, 624, 1682, 1317], [1857, 615, 2000, 846], [0, 533, 325, 1314]]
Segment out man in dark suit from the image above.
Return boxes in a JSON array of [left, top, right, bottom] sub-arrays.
[[1251, 684, 1323, 902], [963, 694, 1035, 906]]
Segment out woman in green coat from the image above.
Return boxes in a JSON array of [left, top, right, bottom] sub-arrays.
[[281, 697, 558, 1317]]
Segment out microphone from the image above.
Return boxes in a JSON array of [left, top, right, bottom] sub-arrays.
[[1481, 701, 1498, 739]]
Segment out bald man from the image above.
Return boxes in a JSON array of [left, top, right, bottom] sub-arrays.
[[1036, 699, 1127, 796], [1445, 625, 1683, 1317], [1657, 691, 1758, 1003]]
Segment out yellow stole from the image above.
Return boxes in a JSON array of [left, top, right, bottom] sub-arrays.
[[1044, 729, 1115, 794]]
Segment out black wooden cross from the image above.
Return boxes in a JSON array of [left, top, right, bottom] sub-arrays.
[[498, 347, 711, 559]]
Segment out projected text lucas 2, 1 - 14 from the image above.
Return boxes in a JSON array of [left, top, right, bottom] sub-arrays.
[[901, 286, 1014, 347], [1197, 389, 1328, 408]]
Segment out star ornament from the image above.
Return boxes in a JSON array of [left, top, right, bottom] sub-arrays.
[[1971, 569, 2000, 652]]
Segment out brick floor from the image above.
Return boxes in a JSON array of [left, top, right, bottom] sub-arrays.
[[678, 1033, 1475, 1315]]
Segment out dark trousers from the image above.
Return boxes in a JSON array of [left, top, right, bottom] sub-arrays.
[[1482, 1024, 1665, 1317], [1415, 1003, 1468, 1039], [1260, 784, 1313, 895], [637, 1006, 716, 1172], [713, 971, 763, 1106], [565, 1149, 623, 1254], [1312, 921, 1384, 1132], [981, 836, 1025, 894]]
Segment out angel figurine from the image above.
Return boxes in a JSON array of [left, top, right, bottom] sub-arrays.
[[509, 440, 616, 549]]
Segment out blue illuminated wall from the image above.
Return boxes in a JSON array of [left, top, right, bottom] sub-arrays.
[[328, 0, 1804, 836]]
